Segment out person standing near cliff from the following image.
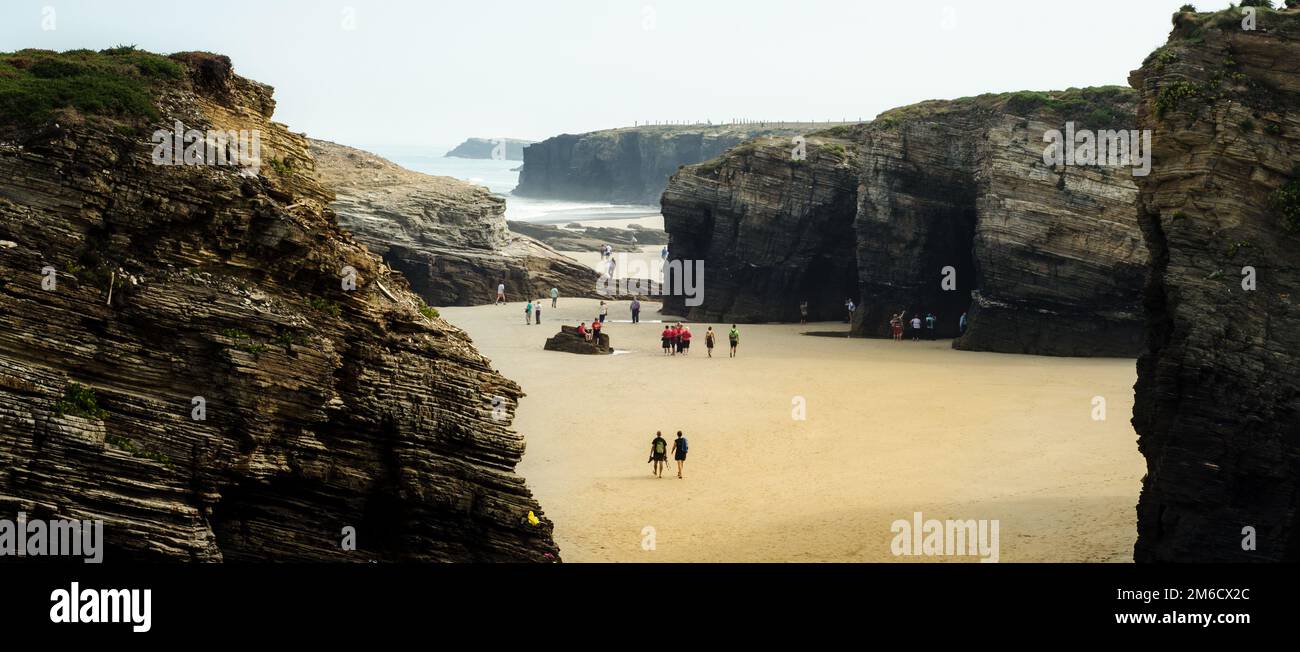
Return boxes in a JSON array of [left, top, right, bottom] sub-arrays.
[[959, 312, 968, 335], [910, 314, 922, 341], [728, 324, 740, 357], [630, 298, 641, 324], [534, 300, 542, 325], [550, 287, 559, 308], [890, 312, 904, 341], [525, 300, 533, 325], [598, 301, 608, 324], [496, 282, 506, 305], [846, 299, 856, 336], [799, 300, 809, 325], [925, 313, 937, 340]]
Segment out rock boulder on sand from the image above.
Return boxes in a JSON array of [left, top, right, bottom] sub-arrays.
[[544, 325, 611, 354]]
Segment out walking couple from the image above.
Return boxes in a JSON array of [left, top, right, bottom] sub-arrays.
[[649, 430, 689, 479]]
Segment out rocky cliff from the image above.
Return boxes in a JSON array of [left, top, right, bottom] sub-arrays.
[[445, 137, 532, 161], [1130, 6, 1300, 562], [661, 90, 1148, 357], [0, 49, 558, 562], [516, 123, 849, 204], [855, 89, 1147, 356], [661, 133, 862, 322], [310, 139, 597, 306]]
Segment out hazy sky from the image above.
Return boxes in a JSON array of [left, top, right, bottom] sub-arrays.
[[1, 0, 1238, 149]]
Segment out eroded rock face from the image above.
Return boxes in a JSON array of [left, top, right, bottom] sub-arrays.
[[516, 124, 846, 204], [661, 91, 1147, 357], [0, 51, 558, 562], [1130, 8, 1300, 562], [310, 139, 597, 307], [855, 91, 1147, 357], [661, 135, 862, 322]]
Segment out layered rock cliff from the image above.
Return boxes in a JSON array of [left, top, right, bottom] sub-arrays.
[[855, 89, 1147, 356], [1130, 7, 1300, 562], [661, 133, 862, 321], [662, 91, 1148, 357], [0, 49, 558, 562], [516, 123, 848, 204], [310, 139, 597, 306]]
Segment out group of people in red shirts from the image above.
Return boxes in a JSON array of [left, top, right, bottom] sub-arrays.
[[661, 323, 694, 356]]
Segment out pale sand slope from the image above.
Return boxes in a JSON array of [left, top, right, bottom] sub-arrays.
[[439, 298, 1144, 563]]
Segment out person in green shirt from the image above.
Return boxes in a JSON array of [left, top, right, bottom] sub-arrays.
[[549, 287, 559, 308], [728, 324, 740, 358]]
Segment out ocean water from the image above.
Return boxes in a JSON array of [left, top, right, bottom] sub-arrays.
[[366, 145, 660, 225]]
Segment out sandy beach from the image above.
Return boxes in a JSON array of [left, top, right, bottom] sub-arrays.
[[439, 298, 1144, 562]]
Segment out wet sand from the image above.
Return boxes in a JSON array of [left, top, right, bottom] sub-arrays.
[[439, 298, 1144, 562]]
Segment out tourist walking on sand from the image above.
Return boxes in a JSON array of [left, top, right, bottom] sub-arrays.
[[496, 282, 506, 305], [598, 301, 608, 324], [672, 431, 689, 479], [910, 314, 922, 341], [661, 325, 673, 355], [631, 298, 641, 324], [534, 300, 542, 325], [649, 431, 669, 478], [959, 311, 968, 335], [728, 324, 740, 357], [705, 326, 716, 357], [925, 313, 937, 340], [525, 300, 533, 325], [800, 300, 809, 325], [550, 287, 559, 308], [681, 325, 692, 355]]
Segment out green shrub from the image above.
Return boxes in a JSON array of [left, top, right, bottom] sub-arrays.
[[309, 297, 341, 317], [419, 305, 439, 319], [1274, 180, 1300, 232], [1155, 81, 1202, 118], [1179, 3, 1197, 11], [55, 382, 107, 419], [0, 47, 182, 127]]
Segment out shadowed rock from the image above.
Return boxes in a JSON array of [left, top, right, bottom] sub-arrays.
[[1130, 7, 1300, 562]]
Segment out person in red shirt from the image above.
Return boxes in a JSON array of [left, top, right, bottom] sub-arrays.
[[661, 326, 672, 355], [591, 319, 602, 342], [578, 322, 590, 341], [680, 326, 692, 356]]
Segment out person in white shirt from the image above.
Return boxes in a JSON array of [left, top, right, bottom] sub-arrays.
[[496, 282, 506, 305], [910, 315, 923, 341]]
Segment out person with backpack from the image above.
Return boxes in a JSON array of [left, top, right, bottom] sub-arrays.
[[649, 431, 669, 478], [728, 325, 740, 357], [671, 431, 689, 479]]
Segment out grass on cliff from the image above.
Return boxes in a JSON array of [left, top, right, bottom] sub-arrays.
[[0, 46, 183, 127], [871, 86, 1137, 131]]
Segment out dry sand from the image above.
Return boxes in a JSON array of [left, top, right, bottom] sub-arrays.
[[439, 298, 1144, 563]]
